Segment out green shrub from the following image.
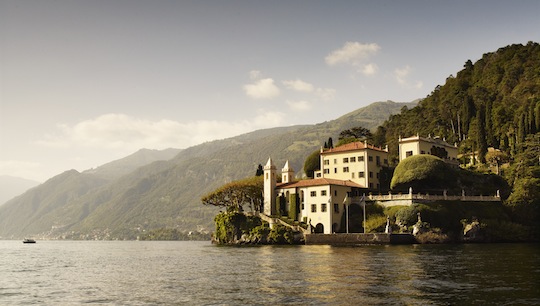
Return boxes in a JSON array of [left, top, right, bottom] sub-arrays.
[[249, 223, 270, 241], [366, 203, 384, 215], [391, 155, 455, 190], [384, 205, 407, 219], [482, 219, 536, 242], [214, 212, 244, 243], [364, 215, 387, 233], [268, 225, 294, 244], [288, 193, 298, 220], [395, 205, 420, 227]]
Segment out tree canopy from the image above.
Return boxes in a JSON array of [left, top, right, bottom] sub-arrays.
[[504, 133, 540, 227], [337, 126, 373, 146], [201, 176, 263, 212], [303, 149, 320, 178]]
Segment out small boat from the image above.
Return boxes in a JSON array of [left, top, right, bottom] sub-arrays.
[[23, 238, 36, 244]]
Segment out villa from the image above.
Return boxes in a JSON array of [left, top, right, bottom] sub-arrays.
[[261, 135, 500, 235], [263, 141, 388, 234], [398, 134, 459, 165]]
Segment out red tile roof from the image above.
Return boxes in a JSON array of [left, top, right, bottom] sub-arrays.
[[277, 178, 364, 189], [322, 141, 387, 154]]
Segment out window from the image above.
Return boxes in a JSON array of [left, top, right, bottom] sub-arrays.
[[334, 203, 339, 213], [343, 157, 349, 163], [334, 159, 337, 164], [369, 171, 373, 178], [376, 172, 380, 179], [406, 151, 413, 157], [323, 169, 330, 174], [369, 156, 373, 162], [351, 172, 355, 179], [301, 203, 305, 210], [359, 171, 365, 178], [321, 190, 327, 196], [350, 157, 356, 162], [334, 168, 337, 173], [376, 156, 381, 166], [310, 191, 316, 197], [369, 183, 373, 188], [420, 151, 425, 154], [343, 167, 349, 173], [334, 190, 338, 196], [324, 159, 330, 165], [359, 156, 364, 162], [311, 204, 317, 212], [321, 203, 327, 212]]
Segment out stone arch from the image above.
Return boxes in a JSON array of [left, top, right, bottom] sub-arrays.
[[315, 223, 324, 233]]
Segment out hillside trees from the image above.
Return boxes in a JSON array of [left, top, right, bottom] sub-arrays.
[[304, 150, 321, 178], [505, 133, 540, 228], [379, 42, 540, 165], [376, 42, 539, 235]]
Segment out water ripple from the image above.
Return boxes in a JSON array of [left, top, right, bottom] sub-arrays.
[[0, 241, 538, 305]]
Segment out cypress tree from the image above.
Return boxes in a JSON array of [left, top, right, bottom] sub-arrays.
[[477, 106, 488, 163]]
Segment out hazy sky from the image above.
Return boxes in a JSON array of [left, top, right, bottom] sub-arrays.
[[1, 1, 539, 182]]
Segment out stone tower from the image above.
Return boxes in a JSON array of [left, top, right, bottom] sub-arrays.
[[281, 160, 294, 183], [263, 157, 276, 216]]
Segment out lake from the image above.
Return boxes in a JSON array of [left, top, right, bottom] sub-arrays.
[[1, 240, 538, 305]]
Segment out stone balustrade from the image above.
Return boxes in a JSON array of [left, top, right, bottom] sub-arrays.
[[363, 189, 501, 206]]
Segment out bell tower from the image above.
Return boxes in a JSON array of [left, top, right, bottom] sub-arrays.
[[281, 160, 294, 183], [263, 157, 276, 216]]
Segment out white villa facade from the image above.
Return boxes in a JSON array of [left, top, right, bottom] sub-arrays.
[[398, 135, 459, 165], [263, 141, 388, 234]]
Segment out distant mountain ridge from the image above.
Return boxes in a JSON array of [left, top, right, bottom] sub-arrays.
[[0, 100, 414, 239], [84, 148, 182, 180], [0, 176, 40, 206]]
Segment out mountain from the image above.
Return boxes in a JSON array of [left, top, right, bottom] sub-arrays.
[[0, 176, 40, 206], [0, 100, 413, 239], [84, 148, 182, 180]]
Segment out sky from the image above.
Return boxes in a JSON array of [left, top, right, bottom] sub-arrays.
[[1, 0, 539, 182]]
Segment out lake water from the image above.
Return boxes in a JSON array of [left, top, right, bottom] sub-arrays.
[[0, 241, 538, 305]]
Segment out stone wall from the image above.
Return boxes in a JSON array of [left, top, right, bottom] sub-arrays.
[[304, 233, 416, 245]]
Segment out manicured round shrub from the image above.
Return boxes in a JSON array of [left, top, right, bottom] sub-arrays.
[[390, 155, 455, 191]]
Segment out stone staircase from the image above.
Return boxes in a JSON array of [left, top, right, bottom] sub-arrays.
[[248, 212, 310, 234]]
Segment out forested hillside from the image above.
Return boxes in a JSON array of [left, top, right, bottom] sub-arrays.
[[376, 42, 540, 163], [374, 42, 540, 232]]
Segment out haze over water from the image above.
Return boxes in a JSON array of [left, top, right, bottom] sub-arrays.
[[1, 241, 538, 305]]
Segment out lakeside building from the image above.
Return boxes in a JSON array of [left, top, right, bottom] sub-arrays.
[[398, 134, 459, 165], [261, 137, 501, 235], [263, 141, 388, 234]]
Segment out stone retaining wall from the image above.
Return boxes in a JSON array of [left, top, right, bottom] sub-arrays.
[[304, 233, 416, 245]]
